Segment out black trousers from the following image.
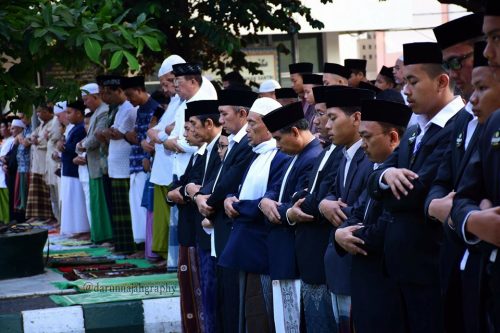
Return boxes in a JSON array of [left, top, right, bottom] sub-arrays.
[[215, 265, 240, 333], [398, 281, 443, 333]]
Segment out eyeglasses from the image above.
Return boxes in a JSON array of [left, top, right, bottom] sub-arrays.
[[217, 143, 228, 149], [443, 52, 473, 71]]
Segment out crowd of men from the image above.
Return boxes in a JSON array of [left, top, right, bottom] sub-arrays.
[[1, 2, 500, 333]]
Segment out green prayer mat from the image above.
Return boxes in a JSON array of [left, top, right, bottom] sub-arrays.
[[52, 273, 177, 291], [50, 273, 179, 306], [47, 247, 112, 257]]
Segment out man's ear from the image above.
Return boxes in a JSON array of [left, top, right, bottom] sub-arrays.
[[436, 73, 450, 91]]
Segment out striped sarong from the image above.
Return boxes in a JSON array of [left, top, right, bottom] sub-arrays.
[[89, 177, 113, 243], [14, 172, 29, 210], [110, 178, 135, 253], [26, 173, 53, 220], [0, 188, 9, 223], [152, 185, 170, 259], [178, 245, 204, 333]]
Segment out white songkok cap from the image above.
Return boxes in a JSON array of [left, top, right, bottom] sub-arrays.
[[81, 83, 99, 96], [54, 101, 67, 115], [250, 97, 282, 116], [259, 79, 281, 93], [84, 108, 92, 116], [158, 55, 186, 77], [11, 119, 26, 129]]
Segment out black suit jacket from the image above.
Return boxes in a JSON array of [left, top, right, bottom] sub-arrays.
[[202, 134, 255, 256], [425, 108, 480, 292], [263, 138, 323, 280], [323, 146, 373, 294], [171, 150, 207, 247], [368, 115, 457, 285], [452, 110, 500, 279], [293, 144, 344, 285], [195, 137, 222, 251]]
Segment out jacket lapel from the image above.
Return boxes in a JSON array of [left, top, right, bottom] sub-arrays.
[[455, 124, 481, 187], [344, 148, 363, 195]]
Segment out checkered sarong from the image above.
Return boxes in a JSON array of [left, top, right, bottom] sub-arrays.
[[110, 178, 135, 253], [26, 173, 53, 220]]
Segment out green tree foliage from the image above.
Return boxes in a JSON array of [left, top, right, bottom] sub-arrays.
[[0, 0, 163, 113], [1, 0, 332, 113]]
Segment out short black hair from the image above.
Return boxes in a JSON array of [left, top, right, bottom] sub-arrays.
[[336, 106, 361, 116], [185, 75, 202, 86], [278, 118, 309, 134], [351, 69, 366, 77], [379, 121, 406, 138], [197, 114, 222, 127]]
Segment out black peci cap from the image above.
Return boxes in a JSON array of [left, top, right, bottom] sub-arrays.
[[289, 62, 313, 74], [217, 89, 258, 108], [403, 42, 443, 65], [262, 102, 304, 133], [275, 88, 298, 99], [120, 76, 145, 90], [326, 88, 375, 108], [172, 63, 202, 77], [433, 13, 483, 50], [473, 41, 489, 68], [323, 63, 351, 79], [185, 100, 220, 122], [361, 99, 412, 127], [302, 74, 323, 85]]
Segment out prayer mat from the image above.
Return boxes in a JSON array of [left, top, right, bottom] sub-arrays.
[[110, 178, 135, 253], [52, 273, 178, 291], [26, 173, 53, 220], [61, 262, 137, 281], [58, 263, 136, 273], [47, 256, 115, 267], [50, 285, 179, 306], [73, 266, 167, 280]]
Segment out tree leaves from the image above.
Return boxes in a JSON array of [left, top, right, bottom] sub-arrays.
[[84, 37, 102, 64], [109, 50, 124, 70]]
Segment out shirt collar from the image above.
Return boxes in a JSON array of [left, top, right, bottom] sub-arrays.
[[206, 131, 222, 152], [228, 123, 248, 144], [343, 139, 363, 161], [465, 101, 474, 115], [196, 143, 208, 156], [415, 96, 464, 132]]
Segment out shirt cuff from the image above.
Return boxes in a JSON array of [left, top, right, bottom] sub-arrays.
[[157, 132, 168, 142], [286, 208, 296, 226], [462, 211, 481, 245], [378, 169, 391, 190]]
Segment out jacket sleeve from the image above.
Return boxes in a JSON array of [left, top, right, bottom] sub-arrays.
[[382, 129, 452, 214], [206, 145, 254, 209], [83, 111, 107, 151]]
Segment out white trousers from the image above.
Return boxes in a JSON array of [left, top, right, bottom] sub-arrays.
[[78, 165, 91, 227], [129, 171, 148, 243], [60, 176, 90, 235]]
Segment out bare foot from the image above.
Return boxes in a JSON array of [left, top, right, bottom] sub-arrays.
[[127, 250, 145, 259]]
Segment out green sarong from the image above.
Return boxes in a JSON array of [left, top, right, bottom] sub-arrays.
[[152, 185, 170, 259], [89, 177, 113, 243], [0, 188, 9, 223]]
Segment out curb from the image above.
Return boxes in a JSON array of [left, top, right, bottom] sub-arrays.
[[0, 297, 181, 333]]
